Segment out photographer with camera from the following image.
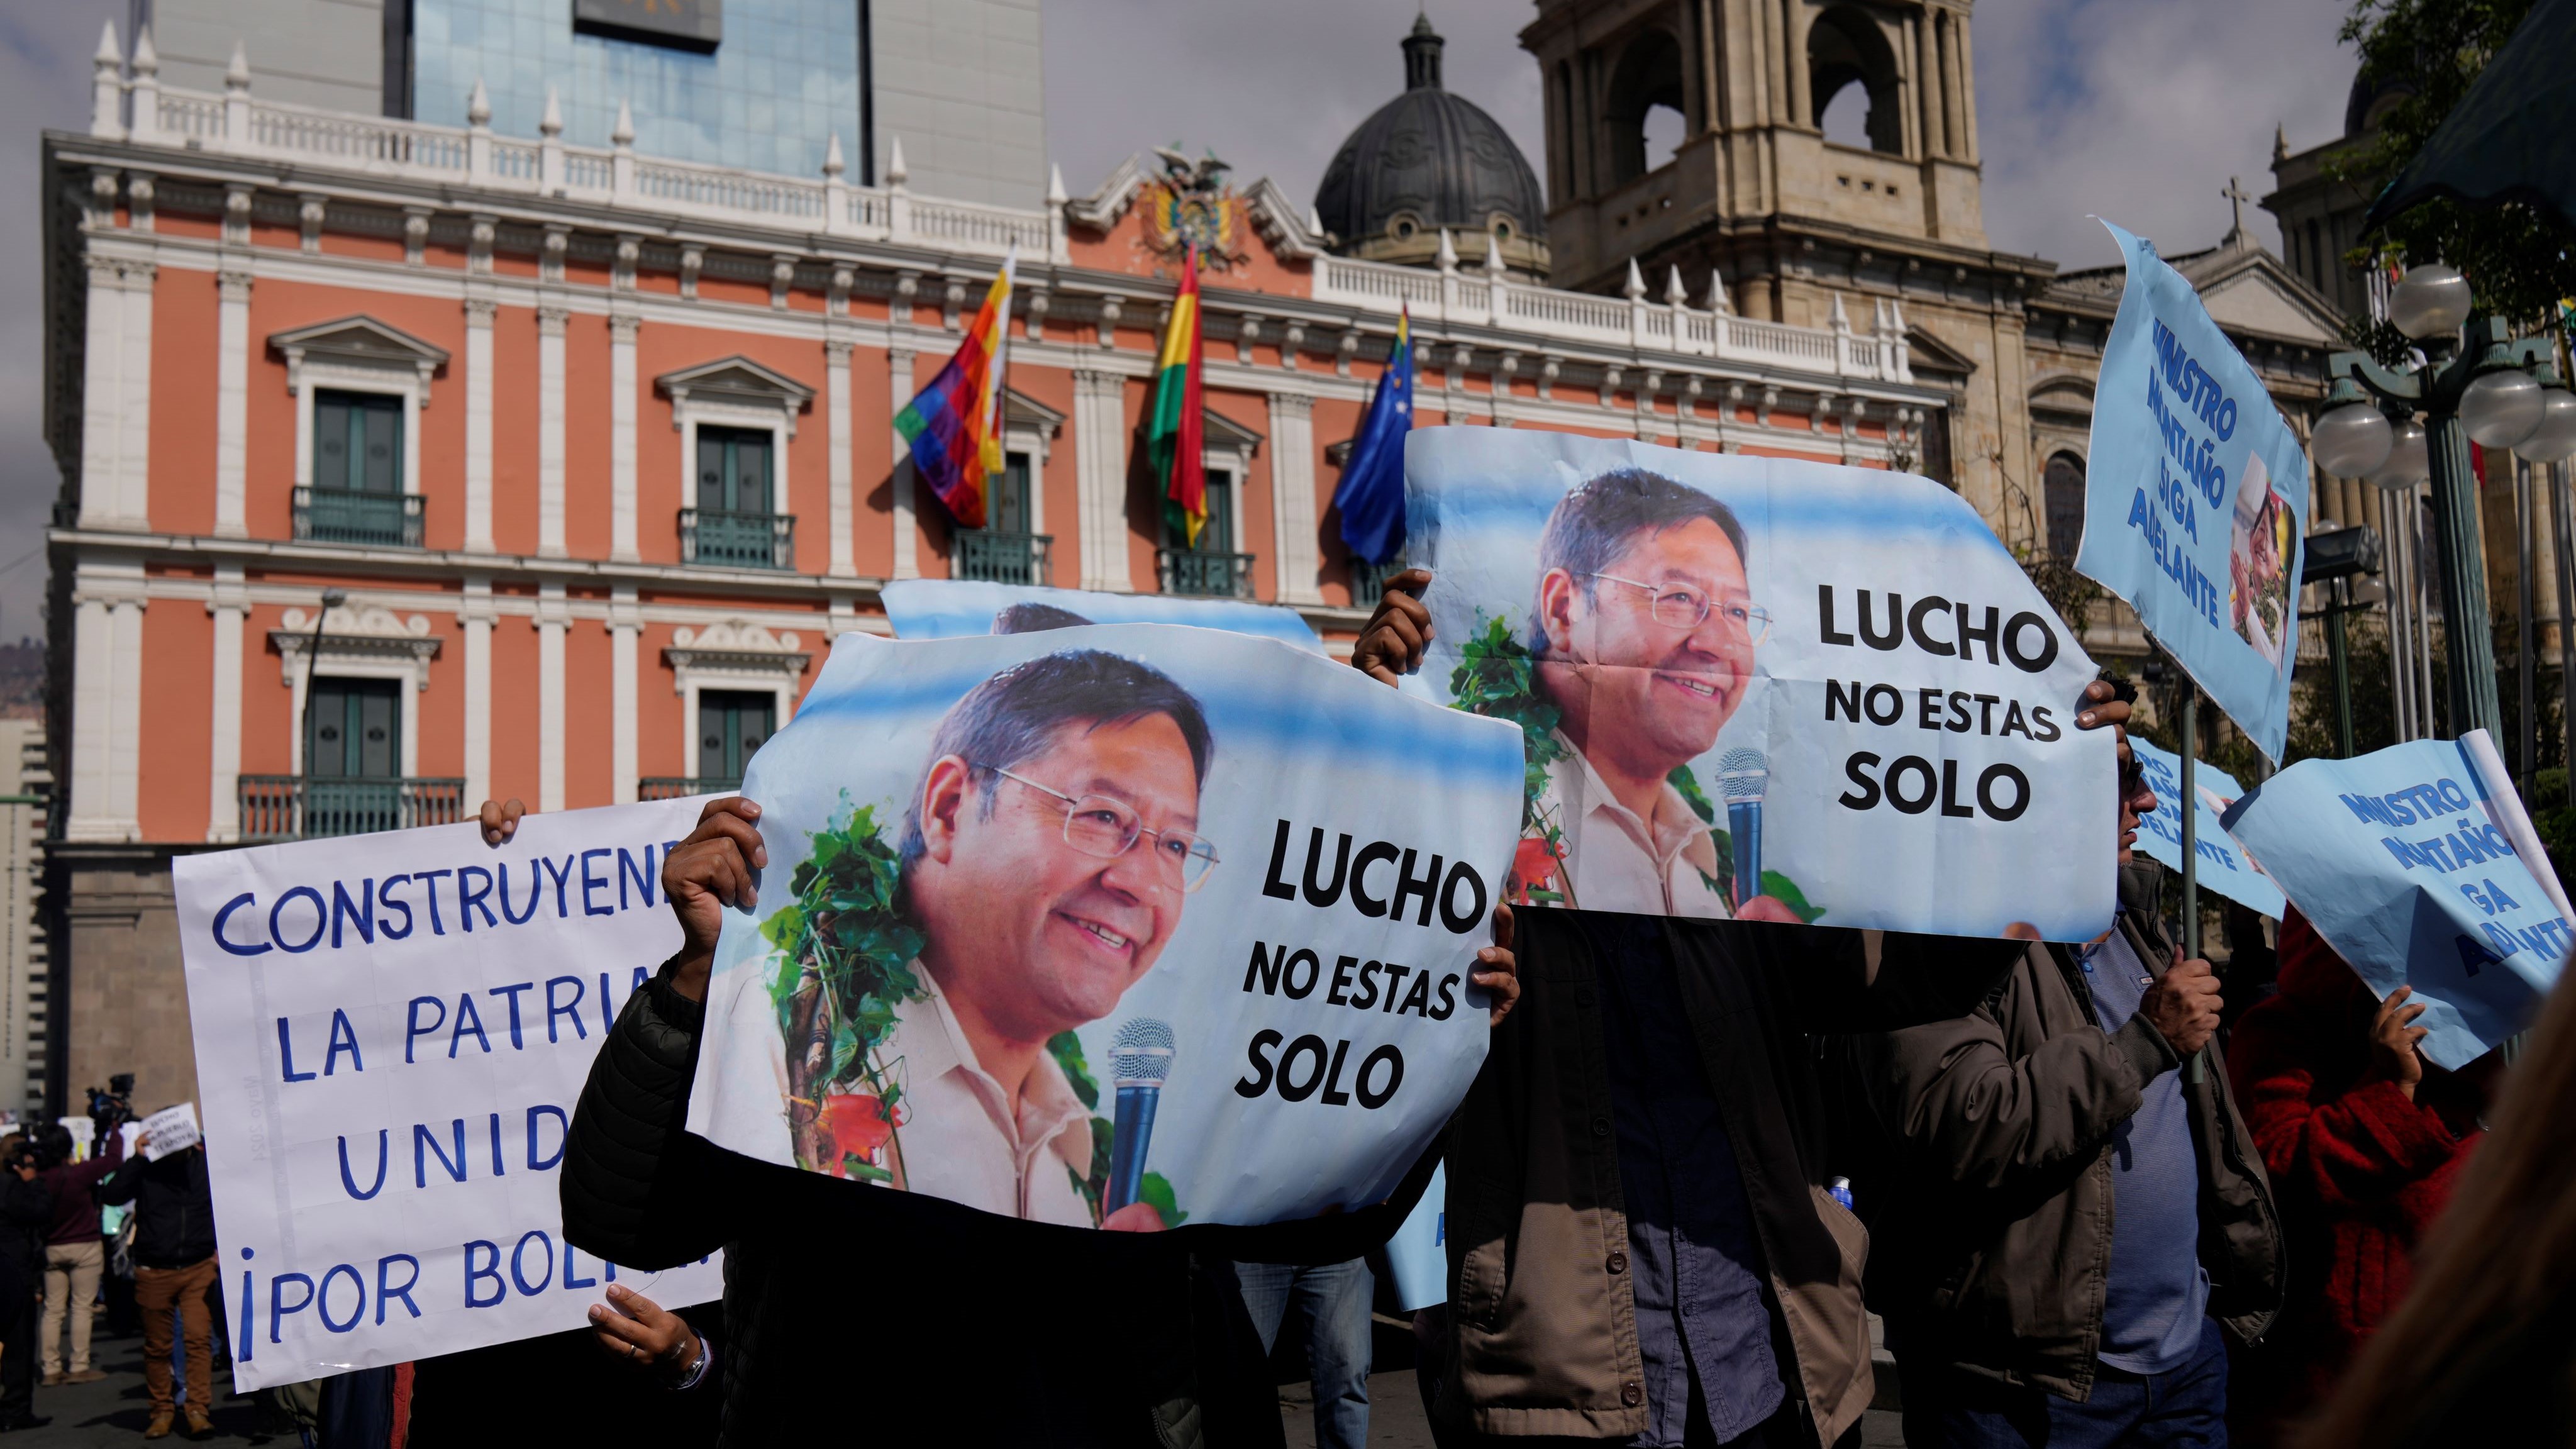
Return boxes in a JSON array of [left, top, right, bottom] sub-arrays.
[[35, 1118, 125, 1387]]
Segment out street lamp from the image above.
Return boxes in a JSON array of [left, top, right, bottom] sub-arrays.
[[2302, 525, 2383, 757], [2321, 264, 2562, 740]]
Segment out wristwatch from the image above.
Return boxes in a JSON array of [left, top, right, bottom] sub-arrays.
[[666, 1331, 712, 1392]]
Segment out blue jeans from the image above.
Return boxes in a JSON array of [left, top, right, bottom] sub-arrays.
[[1236, 1258, 1373, 1449], [1901, 1316, 2229, 1449]]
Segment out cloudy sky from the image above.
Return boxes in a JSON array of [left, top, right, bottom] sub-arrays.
[[0, 0, 2358, 635]]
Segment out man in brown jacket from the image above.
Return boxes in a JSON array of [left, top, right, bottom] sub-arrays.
[[1355, 573, 2132, 1448], [1840, 740, 2283, 1446]]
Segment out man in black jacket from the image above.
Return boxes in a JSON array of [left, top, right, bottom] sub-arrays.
[[99, 1130, 218, 1440], [544, 792, 1519, 1448], [0, 1135, 51, 1432]]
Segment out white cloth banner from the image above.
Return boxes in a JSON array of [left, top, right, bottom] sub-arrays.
[[174, 799, 726, 1389]]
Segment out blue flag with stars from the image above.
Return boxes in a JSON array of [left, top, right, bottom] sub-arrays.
[[1335, 309, 1414, 567]]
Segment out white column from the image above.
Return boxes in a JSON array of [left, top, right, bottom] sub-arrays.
[[108, 599, 145, 833], [213, 268, 252, 536], [609, 313, 640, 561], [66, 597, 116, 841], [77, 257, 125, 530], [464, 297, 496, 552], [611, 587, 640, 804], [206, 566, 246, 841], [1074, 367, 1131, 591], [116, 262, 154, 527], [1267, 392, 1321, 603], [537, 584, 568, 811], [888, 348, 919, 579], [826, 338, 857, 577], [462, 577, 494, 805], [538, 301, 569, 558]]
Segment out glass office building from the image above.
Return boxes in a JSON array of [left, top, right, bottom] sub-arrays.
[[411, 0, 864, 180]]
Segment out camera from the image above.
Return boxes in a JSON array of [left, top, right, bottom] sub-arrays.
[[86, 1072, 136, 1138]]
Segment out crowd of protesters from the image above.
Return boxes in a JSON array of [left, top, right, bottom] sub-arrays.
[[10, 551, 2572, 1448]]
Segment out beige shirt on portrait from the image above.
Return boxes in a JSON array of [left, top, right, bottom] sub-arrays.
[[1531, 728, 1731, 919], [701, 955, 1097, 1226]]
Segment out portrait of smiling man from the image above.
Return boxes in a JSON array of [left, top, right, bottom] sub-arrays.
[[838, 648, 1215, 1228], [1524, 469, 1802, 921]]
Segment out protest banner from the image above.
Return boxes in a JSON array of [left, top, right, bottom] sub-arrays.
[[139, 1102, 202, 1162], [2219, 730, 2573, 1067], [1380, 1162, 1447, 1313], [173, 799, 726, 1389], [1399, 428, 2118, 941], [689, 625, 1523, 1228], [2128, 736, 2284, 917], [882, 578, 1324, 650], [2076, 219, 2311, 761]]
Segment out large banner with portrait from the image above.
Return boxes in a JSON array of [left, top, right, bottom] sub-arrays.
[[1401, 428, 2119, 941], [2077, 219, 2311, 760], [687, 625, 1524, 1228], [2219, 730, 2572, 1067], [171, 799, 727, 1389], [882, 579, 1324, 650]]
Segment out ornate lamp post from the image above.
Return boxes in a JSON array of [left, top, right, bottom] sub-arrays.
[[2312, 265, 2569, 740]]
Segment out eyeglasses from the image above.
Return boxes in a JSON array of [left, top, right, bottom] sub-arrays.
[[982, 765, 1220, 893], [1588, 573, 1772, 644]]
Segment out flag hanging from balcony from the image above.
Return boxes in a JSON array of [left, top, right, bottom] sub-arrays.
[[1149, 245, 1209, 547], [1334, 306, 1414, 566], [896, 248, 1016, 529]]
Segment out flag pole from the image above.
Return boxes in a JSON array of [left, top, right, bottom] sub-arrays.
[[2179, 684, 2206, 1084]]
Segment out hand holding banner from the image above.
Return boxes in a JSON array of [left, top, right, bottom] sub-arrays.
[[688, 625, 1524, 1228], [173, 798, 725, 1389], [2219, 730, 2572, 1066]]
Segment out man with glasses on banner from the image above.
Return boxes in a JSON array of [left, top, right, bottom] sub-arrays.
[[1522, 469, 1804, 921], [865, 648, 1219, 1229]]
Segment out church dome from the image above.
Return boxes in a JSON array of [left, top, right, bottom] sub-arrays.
[[1315, 16, 1550, 275]]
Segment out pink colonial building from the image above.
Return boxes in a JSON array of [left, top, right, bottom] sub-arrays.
[[40, 23, 1940, 1110]]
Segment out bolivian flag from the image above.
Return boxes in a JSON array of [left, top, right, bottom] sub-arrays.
[[895, 249, 1016, 528], [1148, 246, 1209, 546]]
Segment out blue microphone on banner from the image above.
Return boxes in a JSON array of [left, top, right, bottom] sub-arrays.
[[1718, 748, 1768, 910], [1104, 1018, 1175, 1215]]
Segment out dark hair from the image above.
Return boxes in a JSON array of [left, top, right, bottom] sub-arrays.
[[898, 649, 1213, 867], [33, 1124, 71, 1170], [991, 602, 1096, 635], [1530, 468, 1748, 651]]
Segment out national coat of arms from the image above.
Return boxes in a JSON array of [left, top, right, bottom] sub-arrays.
[[1140, 147, 1252, 272]]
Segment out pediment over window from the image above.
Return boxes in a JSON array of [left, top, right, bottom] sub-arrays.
[[269, 315, 450, 396], [1002, 387, 1066, 435], [655, 357, 817, 414], [1202, 408, 1264, 452]]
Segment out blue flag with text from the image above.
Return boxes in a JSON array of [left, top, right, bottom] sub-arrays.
[[2077, 219, 2311, 760]]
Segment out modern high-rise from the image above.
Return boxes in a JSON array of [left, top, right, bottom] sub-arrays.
[[133, 0, 1046, 205]]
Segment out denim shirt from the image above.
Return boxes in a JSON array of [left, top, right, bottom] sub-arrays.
[[1594, 916, 1785, 1446]]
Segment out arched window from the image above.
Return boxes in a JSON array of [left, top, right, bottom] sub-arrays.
[[2044, 452, 2088, 559], [1607, 30, 1687, 183], [1808, 7, 1903, 155]]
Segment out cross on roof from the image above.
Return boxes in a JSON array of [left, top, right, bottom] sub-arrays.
[[2222, 176, 2253, 243]]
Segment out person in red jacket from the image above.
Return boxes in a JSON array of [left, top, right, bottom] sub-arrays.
[[2224, 907, 2496, 1442]]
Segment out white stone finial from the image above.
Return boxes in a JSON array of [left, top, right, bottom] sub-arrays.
[[540, 87, 563, 138], [821, 130, 843, 177], [1665, 264, 1687, 308], [1623, 258, 1646, 301], [1830, 293, 1852, 332], [95, 20, 122, 69], [1307, 204, 1327, 238], [1436, 228, 1458, 272], [1889, 301, 1907, 333], [613, 99, 635, 148], [887, 135, 908, 187], [1484, 231, 1506, 277], [131, 25, 158, 75], [92, 21, 125, 138], [1707, 269, 1732, 314], [225, 39, 250, 90], [1046, 162, 1068, 206], [467, 77, 491, 126]]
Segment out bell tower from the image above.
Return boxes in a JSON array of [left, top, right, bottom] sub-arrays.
[[1523, 0, 2056, 519]]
